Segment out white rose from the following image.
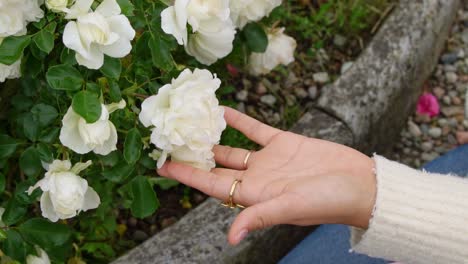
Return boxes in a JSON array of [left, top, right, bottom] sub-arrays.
[[27, 160, 100, 222], [139, 68, 226, 171], [63, 0, 136, 69], [26, 246, 50, 264], [249, 27, 296, 76], [0, 0, 44, 38], [230, 0, 282, 29], [161, 0, 236, 65], [60, 100, 125, 155], [46, 0, 69, 12]]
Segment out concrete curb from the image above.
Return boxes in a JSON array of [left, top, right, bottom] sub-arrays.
[[113, 0, 460, 263]]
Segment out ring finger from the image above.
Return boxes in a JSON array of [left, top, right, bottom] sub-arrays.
[[213, 145, 256, 170]]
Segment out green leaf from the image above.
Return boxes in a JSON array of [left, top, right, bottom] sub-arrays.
[[150, 177, 179, 190], [100, 56, 122, 79], [2, 199, 27, 226], [243, 23, 268, 53], [124, 128, 142, 164], [117, 0, 135, 16], [130, 176, 159, 218], [36, 143, 54, 163], [2, 230, 28, 262], [149, 35, 174, 71], [0, 134, 18, 159], [21, 113, 40, 142], [46, 64, 83, 91], [0, 35, 31, 65], [102, 163, 134, 183], [19, 218, 72, 248], [60, 48, 76, 65], [39, 127, 60, 143], [108, 79, 122, 102], [0, 173, 5, 194], [31, 103, 58, 127], [0, 229, 7, 241], [19, 146, 42, 177], [33, 29, 55, 54], [72, 91, 102, 123], [15, 182, 41, 205]]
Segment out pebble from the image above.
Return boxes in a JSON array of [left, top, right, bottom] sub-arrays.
[[441, 106, 464, 117], [433, 87, 445, 98], [452, 96, 462, 105], [441, 52, 459, 64], [236, 90, 248, 102], [294, 87, 308, 99], [408, 121, 422, 137], [464, 120, 468, 129], [422, 152, 439, 162], [256, 82, 267, 95], [462, 28, 468, 44], [313, 72, 330, 84], [260, 94, 277, 106], [308, 86, 318, 99], [421, 141, 433, 152], [446, 72, 458, 83], [236, 102, 246, 113], [132, 230, 149, 242], [438, 118, 448, 127], [428, 127, 442, 138], [341, 62, 354, 74], [443, 95, 451, 105], [333, 34, 347, 47]]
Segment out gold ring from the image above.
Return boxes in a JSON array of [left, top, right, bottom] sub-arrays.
[[243, 151, 253, 169], [221, 179, 245, 209]]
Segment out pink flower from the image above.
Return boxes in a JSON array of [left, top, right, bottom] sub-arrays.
[[417, 93, 440, 118]]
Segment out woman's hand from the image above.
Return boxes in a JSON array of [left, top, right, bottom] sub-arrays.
[[157, 107, 376, 245]]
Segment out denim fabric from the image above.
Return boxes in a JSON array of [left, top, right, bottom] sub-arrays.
[[279, 144, 468, 264]]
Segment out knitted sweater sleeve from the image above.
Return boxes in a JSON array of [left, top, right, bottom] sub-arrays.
[[349, 155, 468, 264]]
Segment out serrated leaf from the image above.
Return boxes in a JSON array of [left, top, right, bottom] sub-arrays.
[[0, 134, 18, 159], [243, 23, 268, 53], [124, 128, 142, 164], [149, 35, 174, 71], [33, 29, 55, 54], [19, 218, 72, 248], [0, 35, 31, 65], [2, 230, 28, 262], [100, 56, 122, 79], [2, 199, 27, 226], [19, 146, 42, 177], [46, 64, 83, 91], [130, 176, 159, 218], [31, 103, 58, 127], [102, 163, 134, 183]]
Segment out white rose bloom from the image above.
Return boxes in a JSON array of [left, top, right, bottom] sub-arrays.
[[46, 0, 69, 13], [60, 100, 126, 155], [27, 160, 100, 222], [230, 0, 282, 29], [62, 0, 136, 69], [161, 0, 236, 65], [26, 246, 50, 264], [139, 69, 226, 171], [0, 0, 44, 38], [249, 28, 296, 76]]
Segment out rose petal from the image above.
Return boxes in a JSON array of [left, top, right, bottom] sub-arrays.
[[59, 107, 93, 154], [96, 0, 121, 17], [40, 192, 60, 222], [92, 122, 118, 155], [82, 187, 101, 211]]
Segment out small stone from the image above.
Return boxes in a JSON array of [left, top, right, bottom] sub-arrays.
[[421, 141, 433, 152], [260, 94, 277, 106], [256, 82, 267, 95], [236, 102, 246, 113], [444, 64, 457, 72], [285, 72, 299, 87], [128, 217, 138, 227], [242, 78, 252, 89], [457, 49, 466, 59], [161, 217, 178, 229], [420, 123, 429, 135], [294, 87, 308, 99], [333, 34, 347, 47], [448, 118, 459, 127], [441, 106, 464, 117], [452, 96, 462, 105], [440, 52, 458, 64], [428, 127, 442, 138], [403, 148, 411, 155], [442, 126, 451, 136], [422, 152, 439, 162], [433, 87, 445, 98], [313, 72, 330, 84], [448, 134, 458, 145], [236, 90, 248, 102], [446, 72, 458, 84], [132, 230, 149, 242], [438, 118, 448, 127], [442, 95, 451, 105], [341, 62, 354, 74], [308, 86, 318, 99], [408, 121, 422, 137], [456, 83, 467, 93], [461, 28, 468, 44], [463, 120, 468, 129]]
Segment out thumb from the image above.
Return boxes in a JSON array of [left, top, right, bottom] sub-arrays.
[[228, 195, 290, 245]]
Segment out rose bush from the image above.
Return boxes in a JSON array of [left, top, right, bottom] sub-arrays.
[[0, 0, 295, 262]]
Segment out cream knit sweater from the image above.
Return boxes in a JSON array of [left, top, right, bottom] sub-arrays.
[[350, 155, 468, 264]]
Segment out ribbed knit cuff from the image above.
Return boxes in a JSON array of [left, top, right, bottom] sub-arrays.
[[350, 155, 468, 264]]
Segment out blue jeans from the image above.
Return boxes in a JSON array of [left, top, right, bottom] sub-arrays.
[[280, 144, 468, 264]]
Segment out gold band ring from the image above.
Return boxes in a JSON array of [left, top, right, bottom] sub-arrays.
[[221, 179, 245, 209], [243, 151, 253, 169]]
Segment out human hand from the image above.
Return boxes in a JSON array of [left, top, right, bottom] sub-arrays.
[[157, 107, 376, 245]]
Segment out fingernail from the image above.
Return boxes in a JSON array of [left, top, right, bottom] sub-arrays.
[[237, 229, 248, 243]]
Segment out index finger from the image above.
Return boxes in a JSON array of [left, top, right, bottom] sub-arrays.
[[224, 107, 283, 146]]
